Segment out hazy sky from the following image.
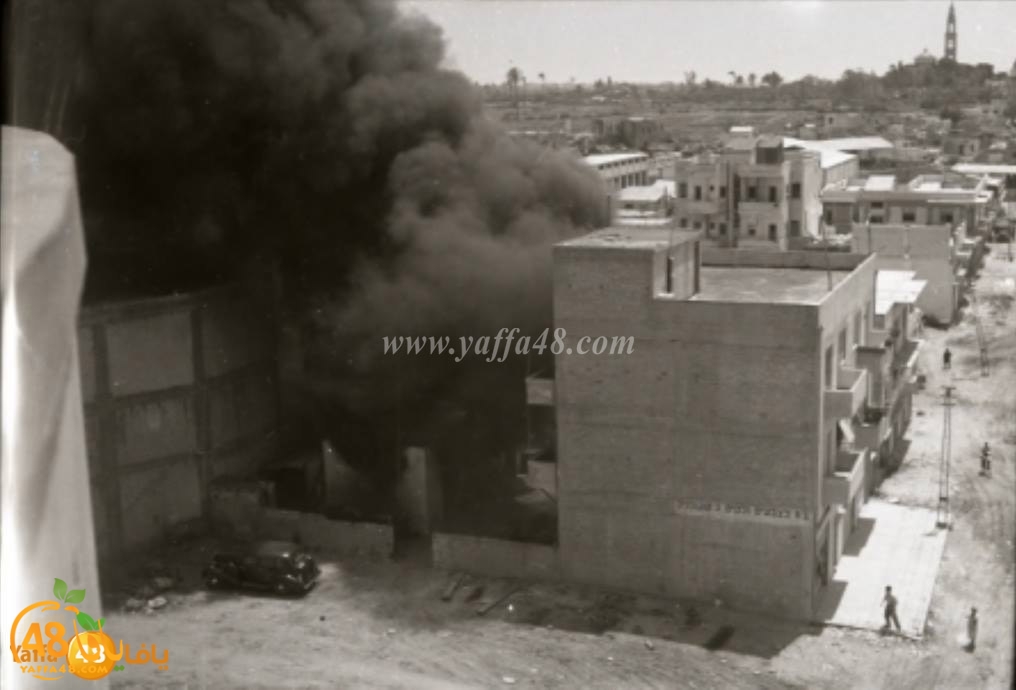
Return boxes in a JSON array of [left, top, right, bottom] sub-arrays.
[[399, 1, 1016, 84]]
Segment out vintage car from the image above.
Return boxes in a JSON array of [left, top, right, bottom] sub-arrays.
[[202, 541, 320, 595]]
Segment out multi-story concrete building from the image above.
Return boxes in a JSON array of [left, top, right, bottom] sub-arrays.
[[821, 172, 993, 322], [582, 151, 651, 220], [582, 152, 651, 191], [615, 180, 675, 227], [672, 134, 825, 249], [548, 227, 923, 619]]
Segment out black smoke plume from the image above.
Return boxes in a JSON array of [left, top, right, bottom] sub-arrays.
[[9, 0, 606, 489]]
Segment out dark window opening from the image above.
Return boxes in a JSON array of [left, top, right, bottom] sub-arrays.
[[791, 183, 801, 199], [768, 224, 777, 241]]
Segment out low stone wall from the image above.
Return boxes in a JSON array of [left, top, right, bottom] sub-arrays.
[[259, 508, 393, 559], [432, 533, 560, 581]]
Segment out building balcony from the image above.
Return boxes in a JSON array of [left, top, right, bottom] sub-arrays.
[[674, 199, 720, 215], [825, 367, 868, 420], [854, 408, 889, 451], [824, 448, 867, 507], [737, 200, 787, 217]]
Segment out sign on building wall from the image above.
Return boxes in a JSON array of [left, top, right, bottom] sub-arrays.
[[673, 499, 812, 523]]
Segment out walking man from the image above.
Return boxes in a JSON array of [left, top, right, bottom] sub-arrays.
[[967, 607, 978, 651], [882, 586, 902, 633], [980, 442, 992, 476], [943, 347, 952, 370]]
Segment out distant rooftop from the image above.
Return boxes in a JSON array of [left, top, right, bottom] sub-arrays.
[[863, 175, 896, 192], [953, 163, 1016, 176], [582, 152, 649, 167], [618, 180, 675, 202], [693, 267, 850, 305], [818, 136, 894, 152], [558, 226, 698, 250], [783, 137, 858, 169], [875, 270, 927, 315]]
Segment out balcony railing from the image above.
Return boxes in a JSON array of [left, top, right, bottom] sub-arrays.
[[824, 447, 867, 507], [674, 199, 719, 215], [825, 366, 868, 420]]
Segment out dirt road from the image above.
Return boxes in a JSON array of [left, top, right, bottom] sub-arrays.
[[105, 247, 1014, 689]]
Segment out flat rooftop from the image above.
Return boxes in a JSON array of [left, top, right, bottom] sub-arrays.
[[558, 227, 699, 250], [693, 266, 850, 304], [582, 152, 649, 167]]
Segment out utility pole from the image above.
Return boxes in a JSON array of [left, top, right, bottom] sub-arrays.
[[936, 385, 956, 528]]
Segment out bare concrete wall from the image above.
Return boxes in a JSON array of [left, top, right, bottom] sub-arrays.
[[259, 508, 393, 559], [551, 242, 877, 619], [432, 533, 559, 581], [79, 285, 279, 556]]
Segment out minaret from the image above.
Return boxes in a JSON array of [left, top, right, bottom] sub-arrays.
[[944, 2, 957, 62]]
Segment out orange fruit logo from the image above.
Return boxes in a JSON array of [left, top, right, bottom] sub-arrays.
[[67, 630, 119, 680]]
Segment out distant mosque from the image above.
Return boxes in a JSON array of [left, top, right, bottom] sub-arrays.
[[913, 2, 957, 66], [943, 1, 957, 62]]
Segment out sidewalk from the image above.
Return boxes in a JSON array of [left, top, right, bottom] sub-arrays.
[[817, 499, 947, 637]]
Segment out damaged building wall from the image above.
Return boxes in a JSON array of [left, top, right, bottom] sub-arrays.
[[78, 285, 279, 557]]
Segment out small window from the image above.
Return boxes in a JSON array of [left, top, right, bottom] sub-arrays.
[[902, 208, 916, 222], [693, 221, 702, 229], [941, 212, 953, 224], [679, 218, 688, 228], [768, 186, 777, 203], [719, 186, 727, 198], [789, 220, 801, 237], [748, 186, 757, 200], [719, 223, 727, 235], [678, 183, 687, 198], [870, 201, 884, 209], [709, 222, 715, 229], [824, 209, 833, 224], [694, 186, 702, 200], [768, 224, 777, 241], [791, 183, 801, 199], [748, 226, 756, 236]]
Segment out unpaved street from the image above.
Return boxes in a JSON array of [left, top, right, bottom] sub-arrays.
[[106, 246, 1014, 689]]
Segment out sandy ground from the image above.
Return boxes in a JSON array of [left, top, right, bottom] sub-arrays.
[[104, 246, 1014, 689]]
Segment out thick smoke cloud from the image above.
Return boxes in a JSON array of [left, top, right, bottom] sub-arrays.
[[63, 0, 605, 469]]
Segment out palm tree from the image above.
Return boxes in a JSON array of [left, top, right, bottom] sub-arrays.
[[748, 72, 757, 88], [506, 66, 522, 120], [728, 70, 737, 86]]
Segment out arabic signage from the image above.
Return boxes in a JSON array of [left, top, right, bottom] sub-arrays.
[[8, 577, 169, 681], [673, 499, 812, 522]]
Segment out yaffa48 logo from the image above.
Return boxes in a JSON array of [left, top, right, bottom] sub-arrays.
[[9, 577, 123, 681]]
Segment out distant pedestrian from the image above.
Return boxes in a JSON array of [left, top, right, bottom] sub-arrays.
[[943, 348, 952, 370], [980, 443, 992, 476], [967, 607, 978, 651], [882, 586, 902, 633]]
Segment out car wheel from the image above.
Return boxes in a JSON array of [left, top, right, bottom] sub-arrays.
[[275, 582, 287, 596]]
